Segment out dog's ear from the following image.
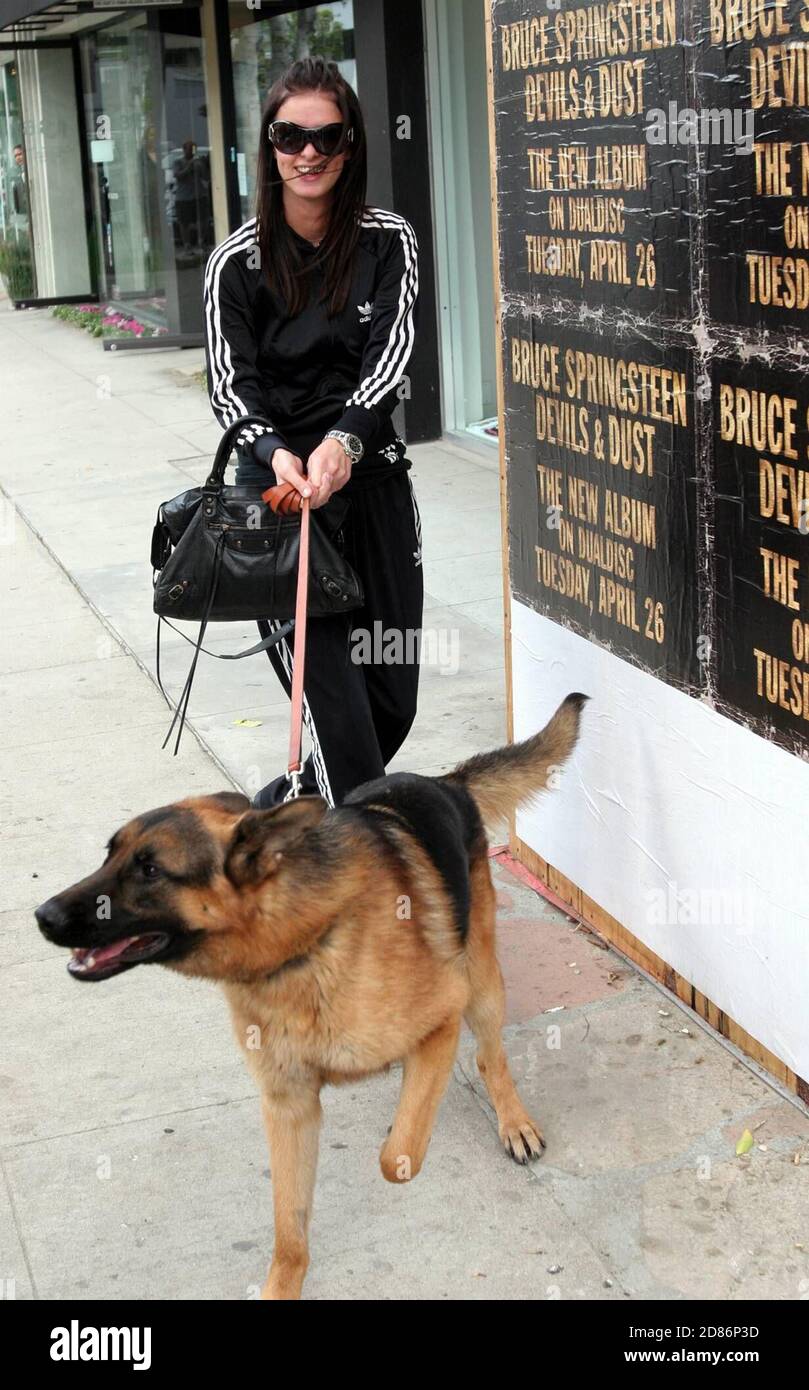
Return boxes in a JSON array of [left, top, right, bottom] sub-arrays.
[[199, 791, 251, 814], [224, 796, 329, 887]]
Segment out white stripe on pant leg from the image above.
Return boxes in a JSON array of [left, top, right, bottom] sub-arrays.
[[270, 621, 335, 807], [266, 618, 292, 695], [261, 619, 290, 698], [267, 619, 334, 806], [405, 471, 423, 567], [288, 646, 334, 804], [300, 694, 334, 807]]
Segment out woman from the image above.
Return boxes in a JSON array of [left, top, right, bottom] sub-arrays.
[[204, 57, 422, 810]]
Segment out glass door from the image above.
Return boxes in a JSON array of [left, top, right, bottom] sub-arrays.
[[0, 43, 93, 306], [424, 0, 497, 443], [80, 4, 214, 345], [0, 52, 35, 300]]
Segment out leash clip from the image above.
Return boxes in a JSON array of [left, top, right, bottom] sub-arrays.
[[284, 767, 303, 802]]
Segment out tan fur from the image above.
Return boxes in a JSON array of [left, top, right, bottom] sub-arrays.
[[445, 691, 587, 829], [39, 695, 585, 1299]]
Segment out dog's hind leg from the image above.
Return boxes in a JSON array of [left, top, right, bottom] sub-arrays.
[[464, 855, 545, 1164], [380, 1014, 461, 1183], [260, 1086, 322, 1300]]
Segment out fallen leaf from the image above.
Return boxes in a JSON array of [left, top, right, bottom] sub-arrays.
[[736, 1129, 754, 1156], [232, 718, 262, 728]]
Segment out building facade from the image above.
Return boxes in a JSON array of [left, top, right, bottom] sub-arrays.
[[0, 0, 497, 448]]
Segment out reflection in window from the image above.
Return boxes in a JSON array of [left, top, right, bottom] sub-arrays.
[[1, 46, 93, 305], [80, 7, 215, 342], [0, 57, 35, 300]]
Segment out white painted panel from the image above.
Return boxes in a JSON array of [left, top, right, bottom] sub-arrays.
[[511, 597, 809, 1080]]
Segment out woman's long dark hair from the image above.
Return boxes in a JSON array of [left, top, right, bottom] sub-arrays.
[[256, 58, 367, 318]]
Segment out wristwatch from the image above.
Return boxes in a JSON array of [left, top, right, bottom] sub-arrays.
[[325, 429, 364, 464]]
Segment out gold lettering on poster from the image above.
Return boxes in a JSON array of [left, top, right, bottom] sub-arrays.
[[718, 375, 809, 723], [498, 6, 671, 293], [512, 335, 683, 645]]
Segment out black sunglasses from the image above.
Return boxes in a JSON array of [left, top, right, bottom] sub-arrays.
[[267, 121, 354, 157]]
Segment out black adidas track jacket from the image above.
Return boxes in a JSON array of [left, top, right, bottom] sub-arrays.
[[203, 207, 419, 477]]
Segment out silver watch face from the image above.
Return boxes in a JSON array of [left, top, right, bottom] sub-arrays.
[[327, 430, 363, 461]]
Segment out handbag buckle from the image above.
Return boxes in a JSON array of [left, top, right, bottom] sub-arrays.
[[320, 574, 342, 599]]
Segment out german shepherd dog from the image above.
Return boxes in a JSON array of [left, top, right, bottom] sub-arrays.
[[35, 694, 585, 1300]]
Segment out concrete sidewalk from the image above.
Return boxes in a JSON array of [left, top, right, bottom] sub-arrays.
[[2, 297, 808, 1301]]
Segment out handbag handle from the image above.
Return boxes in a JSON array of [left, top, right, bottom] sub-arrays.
[[204, 415, 279, 490], [197, 418, 352, 537]]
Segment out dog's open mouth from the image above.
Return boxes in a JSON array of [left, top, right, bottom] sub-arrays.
[[68, 932, 171, 981]]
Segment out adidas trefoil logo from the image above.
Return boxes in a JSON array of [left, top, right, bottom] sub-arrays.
[[357, 300, 373, 323]]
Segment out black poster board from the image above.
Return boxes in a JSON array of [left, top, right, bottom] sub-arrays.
[[714, 357, 809, 753], [504, 312, 700, 683], [493, 0, 691, 318], [702, 10, 809, 332], [491, 0, 809, 755]]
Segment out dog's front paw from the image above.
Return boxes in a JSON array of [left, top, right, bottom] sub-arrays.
[[500, 1115, 546, 1164], [379, 1139, 420, 1183]]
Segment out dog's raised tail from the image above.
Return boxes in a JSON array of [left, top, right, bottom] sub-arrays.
[[444, 693, 587, 827]]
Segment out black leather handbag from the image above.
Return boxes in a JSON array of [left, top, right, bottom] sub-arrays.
[[150, 414, 364, 752]]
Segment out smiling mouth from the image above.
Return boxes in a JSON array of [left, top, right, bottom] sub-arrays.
[[68, 932, 171, 981]]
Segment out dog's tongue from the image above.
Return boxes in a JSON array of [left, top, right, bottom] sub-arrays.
[[69, 933, 166, 979], [73, 937, 140, 968]]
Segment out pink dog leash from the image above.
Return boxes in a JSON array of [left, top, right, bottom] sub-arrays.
[[262, 482, 310, 799]]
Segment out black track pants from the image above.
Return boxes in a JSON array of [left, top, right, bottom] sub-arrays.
[[234, 462, 424, 808]]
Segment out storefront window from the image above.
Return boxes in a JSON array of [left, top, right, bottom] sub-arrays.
[[425, 0, 496, 441], [80, 5, 214, 344], [0, 54, 34, 300], [0, 45, 92, 305], [229, 1, 356, 226]]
